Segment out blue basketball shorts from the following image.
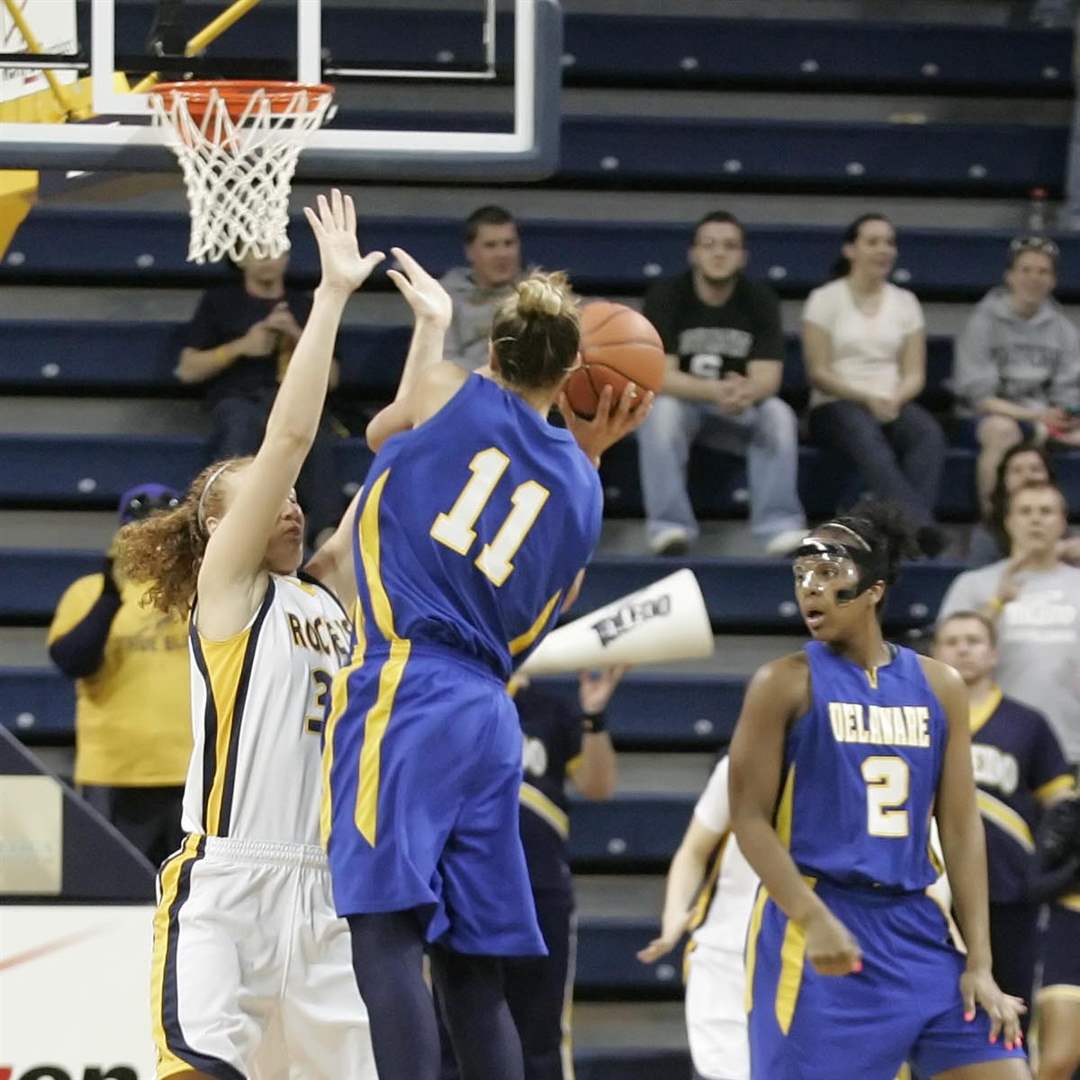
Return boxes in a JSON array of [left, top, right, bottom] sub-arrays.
[[746, 877, 1027, 1080], [323, 642, 545, 957]]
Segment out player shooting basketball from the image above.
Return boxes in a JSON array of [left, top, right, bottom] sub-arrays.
[[321, 258, 654, 1078]]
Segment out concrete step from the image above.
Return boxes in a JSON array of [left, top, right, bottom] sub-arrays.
[[606, 752, 714, 797], [42, 168, 1042, 232], [0, 397, 208, 437], [572, 1001, 687, 1051], [576, 874, 666, 920]]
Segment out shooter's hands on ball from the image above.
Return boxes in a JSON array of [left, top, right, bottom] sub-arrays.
[[305, 189, 385, 297], [802, 905, 862, 976], [960, 967, 1026, 1051], [386, 246, 453, 330], [557, 382, 655, 465]]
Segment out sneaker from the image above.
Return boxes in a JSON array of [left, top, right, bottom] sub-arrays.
[[764, 528, 809, 557], [649, 526, 691, 556]]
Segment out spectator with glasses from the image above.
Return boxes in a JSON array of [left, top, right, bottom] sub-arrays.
[[47, 484, 191, 866], [954, 237, 1080, 515]]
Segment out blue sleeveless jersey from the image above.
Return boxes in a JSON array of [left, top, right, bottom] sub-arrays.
[[781, 642, 948, 892], [349, 374, 602, 679]]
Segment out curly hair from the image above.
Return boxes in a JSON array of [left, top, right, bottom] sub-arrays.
[[116, 456, 251, 618]]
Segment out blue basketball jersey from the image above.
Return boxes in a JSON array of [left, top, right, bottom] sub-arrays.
[[349, 374, 602, 679], [781, 642, 948, 892]]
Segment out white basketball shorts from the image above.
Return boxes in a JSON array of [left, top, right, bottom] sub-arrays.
[[151, 834, 375, 1080], [685, 944, 750, 1080]]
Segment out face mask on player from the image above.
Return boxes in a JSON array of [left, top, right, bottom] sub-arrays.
[[793, 534, 886, 605]]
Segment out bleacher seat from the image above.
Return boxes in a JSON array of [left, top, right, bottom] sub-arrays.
[[0, 435, 373, 507], [576, 919, 681, 998], [0, 318, 954, 409], [104, 4, 1072, 95], [0, 668, 747, 749], [337, 110, 1065, 197], [7, 211, 1079, 300], [0, 546, 967, 629], [568, 796, 694, 869]]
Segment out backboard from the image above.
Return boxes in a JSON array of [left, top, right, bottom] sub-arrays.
[[0, 0, 561, 180]]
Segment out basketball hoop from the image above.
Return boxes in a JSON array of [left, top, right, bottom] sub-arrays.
[[149, 80, 334, 264]]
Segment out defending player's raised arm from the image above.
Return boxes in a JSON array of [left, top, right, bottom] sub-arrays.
[[198, 191, 383, 630], [366, 247, 467, 452], [730, 655, 863, 977], [923, 656, 1027, 1050]]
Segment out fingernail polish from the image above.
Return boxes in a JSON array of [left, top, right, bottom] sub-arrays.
[[964, 1012, 974, 1022], [852, 960, 862, 973]]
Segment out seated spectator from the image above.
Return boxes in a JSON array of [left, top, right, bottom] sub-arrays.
[[939, 480, 1080, 766], [953, 236, 1080, 513], [47, 484, 191, 867], [969, 443, 1063, 566], [441, 205, 524, 370], [175, 251, 342, 545], [933, 611, 1074, 1034], [636, 211, 806, 556], [802, 213, 946, 554]]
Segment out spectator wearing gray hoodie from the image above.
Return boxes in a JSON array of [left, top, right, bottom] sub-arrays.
[[440, 205, 524, 370], [953, 237, 1080, 512]]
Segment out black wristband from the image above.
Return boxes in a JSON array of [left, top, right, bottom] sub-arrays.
[[582, 711, 607, 735]]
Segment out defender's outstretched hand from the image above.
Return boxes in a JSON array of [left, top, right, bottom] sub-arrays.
[[304, 189, 384, 295], [386, 247, 453, 329]]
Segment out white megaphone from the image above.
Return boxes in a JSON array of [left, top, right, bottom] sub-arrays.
[[518, 568, 714, 675]]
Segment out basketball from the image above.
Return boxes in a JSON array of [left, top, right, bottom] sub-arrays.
[[563, 301, 666, 419]]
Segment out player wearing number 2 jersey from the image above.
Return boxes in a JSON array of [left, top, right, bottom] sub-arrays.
[[729, 499, 1029, 1080], [322, 256, 652, 1080], [118, 192, 378, 1080]]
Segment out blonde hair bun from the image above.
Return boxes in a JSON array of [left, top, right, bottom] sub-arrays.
[[514, 272, 575, 319]]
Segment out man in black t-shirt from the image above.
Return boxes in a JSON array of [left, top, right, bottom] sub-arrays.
[[637, 212, 806, 555], [176, 253, 342, 543]]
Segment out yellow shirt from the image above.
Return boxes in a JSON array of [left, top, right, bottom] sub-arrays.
[[47, 575, 191, 786]]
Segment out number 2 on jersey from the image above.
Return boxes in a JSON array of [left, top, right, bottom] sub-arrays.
[[431, 447, 550, 586], [861, 755, 910, 837]]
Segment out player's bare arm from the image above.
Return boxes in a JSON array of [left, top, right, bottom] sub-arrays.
[[637, 813, 721, 964], [198, 190, 383, 639], [730, 654, 863, 977], [366, 247, 467, 451], [923, 655, 1028, 1053], [305, 485, 364, 610]]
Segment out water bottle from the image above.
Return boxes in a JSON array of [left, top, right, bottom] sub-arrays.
[[1027, 187, 1049, 234]]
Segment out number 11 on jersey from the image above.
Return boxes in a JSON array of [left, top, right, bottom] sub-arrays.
[[431, 447, 551, 586]]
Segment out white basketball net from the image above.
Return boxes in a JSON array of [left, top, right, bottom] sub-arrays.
[[150, 85, 333, 264]]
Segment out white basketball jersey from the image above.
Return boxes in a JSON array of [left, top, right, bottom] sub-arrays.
[[181, 573, 352, 845], [689, 756, 760, 954]]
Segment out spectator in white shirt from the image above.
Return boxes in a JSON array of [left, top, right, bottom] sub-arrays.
[[802, 214, 947, 555]]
